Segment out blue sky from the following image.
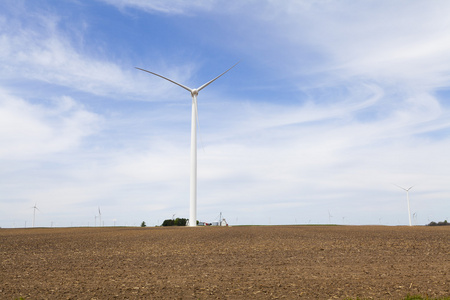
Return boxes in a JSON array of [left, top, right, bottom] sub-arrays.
[[1, 0, 449, 227]]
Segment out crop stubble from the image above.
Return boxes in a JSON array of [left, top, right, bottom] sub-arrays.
[[1, 226, 449, 299]]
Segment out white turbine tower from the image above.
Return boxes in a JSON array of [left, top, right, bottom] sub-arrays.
[[136, 62, 239, 227], [32, 203, 40, 228], [394, 184, 413, 226]]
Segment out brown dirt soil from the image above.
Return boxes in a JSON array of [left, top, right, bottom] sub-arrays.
[[0, 225, 449, 299]]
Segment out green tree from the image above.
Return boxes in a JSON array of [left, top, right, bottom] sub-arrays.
[[161, 218, 188, 226], [141, 221, 146, 227]]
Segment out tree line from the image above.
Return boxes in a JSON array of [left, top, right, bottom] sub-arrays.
[[427, 220, 449, 226]]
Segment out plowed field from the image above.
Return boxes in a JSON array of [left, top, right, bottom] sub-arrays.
[[1, 226, 449, 299]]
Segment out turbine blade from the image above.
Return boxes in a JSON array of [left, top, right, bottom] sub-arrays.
[[393, 183, 407, 191], [197, 61, 239, 92], [194, 97, 205, 152], [135, 67, 193, 93], [194, 98, 200, 134]]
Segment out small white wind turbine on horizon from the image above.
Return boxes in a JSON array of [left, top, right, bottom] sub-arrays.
[[32, 203, 40, 228], [394, 184, 414, 226], [98, 207, 102, 227], [136, 62, 239, 227]]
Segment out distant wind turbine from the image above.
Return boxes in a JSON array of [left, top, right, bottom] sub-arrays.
[[32, 203, 40, 228], [98, 207, 102, 227], [394, 184, 414, 226], [136, 62, 239, 226]]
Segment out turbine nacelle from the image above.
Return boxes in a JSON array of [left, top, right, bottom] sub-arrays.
[[191, 89, 199, 97]]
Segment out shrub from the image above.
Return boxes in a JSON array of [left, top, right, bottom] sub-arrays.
[[161, 218, 188, 226]]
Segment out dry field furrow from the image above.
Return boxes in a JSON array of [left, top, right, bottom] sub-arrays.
[[1, 226, 449, 299]]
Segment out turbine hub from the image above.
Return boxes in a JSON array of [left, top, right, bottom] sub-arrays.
[[191, 89, 198, 96]]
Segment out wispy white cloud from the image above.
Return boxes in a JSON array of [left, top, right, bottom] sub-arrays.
[[0, 4, 196, 101], [98, 0, 215, 15], [256, 1, 450, 89], [0, 90, 102, 159]]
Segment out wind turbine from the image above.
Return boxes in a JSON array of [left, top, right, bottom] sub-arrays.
[[32, 203, 40, 228], [98, 207, 102, 227], [136, 62, 239, 226], [394, 184, 413, 226]]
